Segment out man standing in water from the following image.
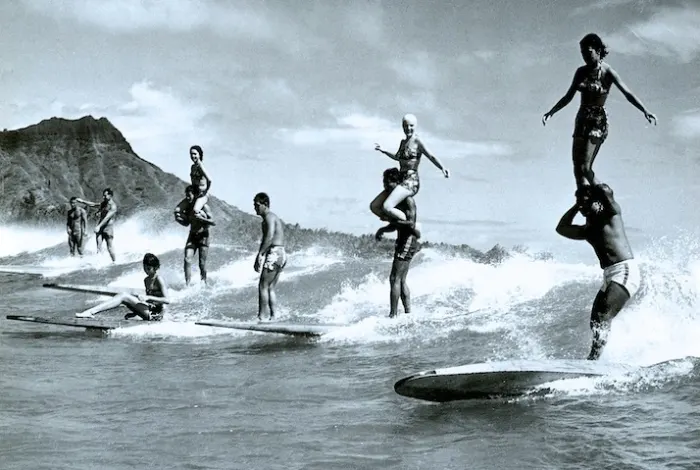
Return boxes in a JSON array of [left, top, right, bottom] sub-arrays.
[[66, 197, 87, 257], [180, 185, 215, 286], [76, 188, 117, 262], [556, 183, 640, 360], [253, 192, 286, 321], [375, 168, 421, 318]]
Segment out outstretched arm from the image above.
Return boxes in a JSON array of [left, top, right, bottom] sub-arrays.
[[556, 204, 586, 240], [75, 198, 99, 208], [374, 143, 400, 161], [543, 69, 582, 125], [418, 139, 449, 178], [609, 67, 657, 125]]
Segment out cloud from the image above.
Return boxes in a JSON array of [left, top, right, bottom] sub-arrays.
[[389, 52, 439, 88], [672, 110, 700, 138], [276, 112, 513, 158], [605, 5, 700, 62], [21, 0, 273, 38]]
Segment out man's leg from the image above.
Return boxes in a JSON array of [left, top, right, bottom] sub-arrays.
[[267, 268, 283, 319], [198, 246, 209, 284], [389, 260, 401, 318], [258, 269, 276, 320], [587, 282, 630, 360], [104, 236, 116, 262], [68, 234, 76, 256], [76, 235, 84, 256], [397, 260, 412, 314], [184, 246, 195, 285]]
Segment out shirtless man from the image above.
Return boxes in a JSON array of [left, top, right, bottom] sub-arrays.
[[253, 192, 287, 321], [66, 196, 87, 257], [556, 183, 640, 360], [76, 188, 117, 262], [375, 168, 421, 318], [181, 185, 215, 286]]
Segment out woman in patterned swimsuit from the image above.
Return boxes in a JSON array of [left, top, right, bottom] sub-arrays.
[[371, 114, 450, 222], [542, 33, 657, 189]]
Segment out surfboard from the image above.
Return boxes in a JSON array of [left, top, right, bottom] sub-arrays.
[[42, 283, 170, 304], [195, 320, 343, 337], [394, 359, 638, 402], [0, 265, 63, 276], [6, 315, 126, 331]]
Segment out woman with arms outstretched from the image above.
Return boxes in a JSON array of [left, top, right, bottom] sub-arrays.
[[371, 114, 449, 223], [543, 33, 657, 189]]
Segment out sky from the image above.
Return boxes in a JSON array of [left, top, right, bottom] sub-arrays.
[[1, 0, 699, 257]]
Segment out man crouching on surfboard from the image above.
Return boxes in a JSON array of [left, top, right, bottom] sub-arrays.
[[375, 168, 421, 318], [76, 253, 170, 320], [253, 192, 287, 321], [556, 183, 640, 360]]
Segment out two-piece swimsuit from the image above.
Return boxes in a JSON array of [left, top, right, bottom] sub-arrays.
[[573, 65, 610, 143]]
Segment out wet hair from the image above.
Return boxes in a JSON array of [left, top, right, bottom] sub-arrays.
[[383, 167, 402, 185], [143, 253, 160, 269], [185, 185, 195, 195], [254, 192, 270, 207], [70, 196, 77, 202], [103, 188, 113, 196], [580, 33, 608, 59], [190, 145, 204, 160]]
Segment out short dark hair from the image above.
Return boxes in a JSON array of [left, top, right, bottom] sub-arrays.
[[383, 167, 402, 185], [580, 33, 608, 59], [185, 185, 195, 195], [254, 192, 270, 207], [190, 145, 204, 160], [143, 253, 160, 269], [103, 188, 113, 196], [70, 196, 77, 202]]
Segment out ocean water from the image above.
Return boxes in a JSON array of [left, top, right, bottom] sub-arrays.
[[1, 215, 700, 470]]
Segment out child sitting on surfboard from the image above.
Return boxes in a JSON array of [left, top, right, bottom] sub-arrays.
[[75, 253, 170, 320]]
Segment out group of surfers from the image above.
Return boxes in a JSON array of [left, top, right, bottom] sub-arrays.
[[66, 33, 656, 360]]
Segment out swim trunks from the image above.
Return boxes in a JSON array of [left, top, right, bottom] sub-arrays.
[[394, 232, 420, 262], [263, 246, 287, 271], [573, 105, 608, 143], [97, 225, 114, 239], [185, 229, 209, 249], [68, 232, 84, 255], [600, 259, 640, 298]]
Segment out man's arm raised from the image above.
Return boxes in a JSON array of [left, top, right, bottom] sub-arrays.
[[556, 204, 586, 240]]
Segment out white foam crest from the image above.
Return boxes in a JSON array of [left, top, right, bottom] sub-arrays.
[[208, 249, 344, 294], [0, 225, 65, 257], [314, 253, 599, 327]]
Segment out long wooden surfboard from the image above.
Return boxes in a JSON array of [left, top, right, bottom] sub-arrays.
[[6, 315, 127, 331], [195, 320, 343, 337], [394, 359, 639, 402], [42, 283, 170, 304]]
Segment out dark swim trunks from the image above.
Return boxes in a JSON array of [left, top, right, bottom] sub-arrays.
[[185, 229, 209, 250], [394, 232, 420, 262]]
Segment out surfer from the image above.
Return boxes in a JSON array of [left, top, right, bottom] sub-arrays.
[[371, 114, 449, 222], [75, 188, 117, 262], [253, 192, 286, 321], [66, 196, 87, 257], [75, 253, 169, 320], [556, 182, 639, 360], [375, 168, 421, 318], [181, 185, 215, 286], [189, 145, 212, 218], [542, 33, 657, 190]]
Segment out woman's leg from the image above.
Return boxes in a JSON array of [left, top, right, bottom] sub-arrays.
[[382, 185, 412, 221], [76, 293, 137, 318]]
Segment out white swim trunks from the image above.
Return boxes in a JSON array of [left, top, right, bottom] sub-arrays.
[[600, 259, 640, 298]]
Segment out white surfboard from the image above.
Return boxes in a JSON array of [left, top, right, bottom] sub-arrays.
[[6, 314, 127, 332], [0, 265, 63, 276], [42, 283, 170, 304], [394, 359, 638, 402], [195, 320, 344, 337]]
